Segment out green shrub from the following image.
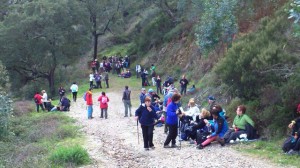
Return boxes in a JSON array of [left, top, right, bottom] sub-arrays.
[[49, 145, 90, 166], [56, 125, 79, 139]]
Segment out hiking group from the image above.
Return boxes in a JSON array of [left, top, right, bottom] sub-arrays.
[[33, 55, 300, 156]]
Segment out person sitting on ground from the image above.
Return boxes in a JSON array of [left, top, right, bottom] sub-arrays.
[[189, 108, 211, 142], [187, 85, 196, 95], [197, 108, 228, 149], [285, 105, 300, 155], [224, 105, 255, 143], [44, 99, 55, 112], [181, 98, 200, 122], [123, 70, 132, 78], [60, 96, 71, 111]]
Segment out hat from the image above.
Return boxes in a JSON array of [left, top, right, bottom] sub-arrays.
[[148, 88, 154, 93], [141, 88, 146, 91], [208, 96, 216, 101]]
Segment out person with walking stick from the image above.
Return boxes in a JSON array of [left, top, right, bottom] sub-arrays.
[[135, 97, 159, 151], [163, 93, 182, 148]]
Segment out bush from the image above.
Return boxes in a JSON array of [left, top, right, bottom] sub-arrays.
[[56, 125, 79, 139], [49, 145, 90, 166]]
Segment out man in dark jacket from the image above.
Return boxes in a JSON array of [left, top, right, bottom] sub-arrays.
[[122, 86, 132, 117]]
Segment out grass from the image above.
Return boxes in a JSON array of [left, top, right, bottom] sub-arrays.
[[0, 111, 88, 167], [234, 140, 300, 167], [99, 43, 134, 56]]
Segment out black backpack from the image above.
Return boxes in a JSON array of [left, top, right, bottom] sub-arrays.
[[282, 136, 296, 153], [196, 130, 210, 145]]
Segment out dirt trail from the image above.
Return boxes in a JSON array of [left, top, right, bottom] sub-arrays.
[[67, 91, 290, 168]]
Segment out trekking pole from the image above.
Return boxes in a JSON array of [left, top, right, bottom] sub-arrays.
[[178, 117, 181, 150], [137, 120, 140, 144]]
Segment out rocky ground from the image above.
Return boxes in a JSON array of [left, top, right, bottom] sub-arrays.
[[67, 91, 292, 168]]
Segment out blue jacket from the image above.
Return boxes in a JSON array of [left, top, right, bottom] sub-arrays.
[[135, 105, 158, 126], [139, 93, 146, 104], [166, 102, 179, 125], [210, 115, 228, 138]]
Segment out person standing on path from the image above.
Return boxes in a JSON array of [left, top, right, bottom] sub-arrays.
[[89, 72, 94, 88], [104, 71, 109, 88], [135, 96, 159, 151], [164, 94, 181, 148], [70, 82, 78, 102], [34, 92, 44, 112], [155, 75, 162, 95], [98, 92, 109, 119], [58, 86, 66, 101], [86, 88, 94, 119], [179, 75, 189, 96], [122, 86, 132, 117]]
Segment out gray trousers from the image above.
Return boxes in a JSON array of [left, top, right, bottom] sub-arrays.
[[123, 100, 132, 117]]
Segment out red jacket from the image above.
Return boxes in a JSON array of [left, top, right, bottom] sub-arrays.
[[98, 95, 109, 109], [86, 91, 93, 105], [34, 94, 43, 105]]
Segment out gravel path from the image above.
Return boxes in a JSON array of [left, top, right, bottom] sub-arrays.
[[67, 91, 288, 168]]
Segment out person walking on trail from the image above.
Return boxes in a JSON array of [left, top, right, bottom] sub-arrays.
[[139, 88, 147, 105], [86, 88, 94, 119], [98, 92, 109, 119], [179, 75, 189, 96], [103, 71, 109, 88], [89, 72, 94, 88], [164, 94, 181, 148], [135, 96, 159, 151], [34, 92, 44, 112], [122, 86, 132, 117], [70, 82, 78, 102]]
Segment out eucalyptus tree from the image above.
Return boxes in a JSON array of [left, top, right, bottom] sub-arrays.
[[0, 0, 90, 95]]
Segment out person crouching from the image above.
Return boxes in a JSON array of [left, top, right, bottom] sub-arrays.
[[197, 108, 228, 149], [135, 97, 159, 151]]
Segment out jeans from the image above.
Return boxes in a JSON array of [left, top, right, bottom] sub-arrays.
[[72, 92, 77, 102], [105, 79, 109, 88], [156, 86, 162, 95], [101, 108, 108, 119], [141, 125, 154, 148], [164, 124, 178, 146], [123, 100, 132, 117], [96, 81, 102, 88], [87, 105, 93, 119], [90, 81, 93, 88]]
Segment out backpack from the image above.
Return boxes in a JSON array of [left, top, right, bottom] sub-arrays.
[[101, 96, 108, 104], [34, 98, 39, 104], [83, 92, 87, 101], [196, 130, 210, 145], [282, 136, 296, 152]]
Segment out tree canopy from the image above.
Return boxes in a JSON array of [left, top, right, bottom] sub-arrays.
[[0, 0, 90, 95]]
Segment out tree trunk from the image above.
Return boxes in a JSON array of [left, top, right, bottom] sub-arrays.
[[48, 68, 56, 97], [93, 33, 98, 60]]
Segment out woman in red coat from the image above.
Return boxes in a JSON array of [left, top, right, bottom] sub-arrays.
[[98, 92, 110, 119]]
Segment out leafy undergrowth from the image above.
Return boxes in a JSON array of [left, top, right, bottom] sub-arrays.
[[233, 140, 299, 167], [0, 112, 89, 167]]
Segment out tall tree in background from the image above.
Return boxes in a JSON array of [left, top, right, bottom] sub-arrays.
[[0, 0, 90, 96], [82, 0, 122, 60]]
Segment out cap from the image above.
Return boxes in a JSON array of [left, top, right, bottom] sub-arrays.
[[141, 88, 146, 91], [148, 88, 154, 93]]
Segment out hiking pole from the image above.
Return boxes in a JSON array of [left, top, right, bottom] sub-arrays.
[[137, 120, 140, 144], [178, 117, 181, 150]]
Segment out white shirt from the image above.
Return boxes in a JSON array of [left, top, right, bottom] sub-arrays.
[[42, 93, 48, 103], [70, 84, 78, 92], [89, 74, 94, 81], [185, 106, 200, 121]]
